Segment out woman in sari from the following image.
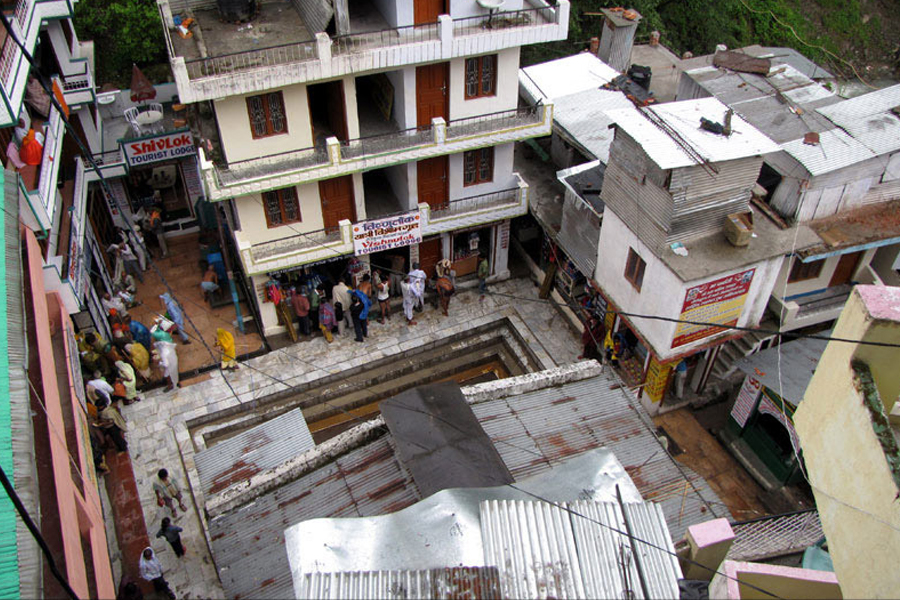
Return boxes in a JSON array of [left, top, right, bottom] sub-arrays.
[[115, 360, 142, 404], [124, 342, 152, 382], [216, 328, 238, 371]]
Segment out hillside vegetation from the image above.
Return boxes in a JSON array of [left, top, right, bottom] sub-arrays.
[[524, 0, 899, 82]]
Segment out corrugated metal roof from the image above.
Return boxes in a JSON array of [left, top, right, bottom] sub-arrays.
[[481, 499, 681, 599], [734, 335, 829, 403], [471, 374, 729, 540], [553, 88, 638, 163], [781, 128, 876, 176], [208, 434, 420, 599], [299, 567, 502, 599], [519, 53, 619, 103], [607, 98, 779, 169], [817, 84, 900, 122], [195, 407, 315, 497]]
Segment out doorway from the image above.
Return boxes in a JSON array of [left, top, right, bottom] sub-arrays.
[[418, 236, 443, 279], [829, 251, 862, 287], [414, 0, 445, 25], [415, 62, 449, 129], [319, 175, 357, 232], [417, 156, 448, 211], [308, 80, 349, 145]]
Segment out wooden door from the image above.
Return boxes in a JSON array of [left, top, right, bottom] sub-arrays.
[[326, 81, 349, 142], [416, 63, 449, 129], [417, 156, 448, 211], [418, 237, 442, 279], [414, 0, 445, 25], [319, 175, 357, 232], [828, 251, 862, 287]]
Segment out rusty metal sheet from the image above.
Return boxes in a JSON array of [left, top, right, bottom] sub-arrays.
[[713, 50, 771, 75]]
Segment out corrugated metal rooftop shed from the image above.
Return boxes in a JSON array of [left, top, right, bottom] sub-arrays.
[[194, 407, 315, 497], [816, 85, 900, 157], [734, 335, 829, 403], [299, 567, 503, 599], [553, 88, 638, 163], [781, 128, 877, 176], [607, 97, 780, 169], [519, 52, 619, 103]]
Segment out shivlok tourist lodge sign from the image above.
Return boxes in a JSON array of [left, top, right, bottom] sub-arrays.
[[352, 211, 422, 256]]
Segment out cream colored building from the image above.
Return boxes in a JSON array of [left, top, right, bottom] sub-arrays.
[[794, 285, 900, 598], [158, 0, 569, 335]]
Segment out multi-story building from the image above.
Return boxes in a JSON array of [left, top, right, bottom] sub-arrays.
[[156, 0, 568, 336]]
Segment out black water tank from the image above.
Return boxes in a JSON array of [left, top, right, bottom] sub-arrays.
[[628, 64, 652, 91], [217, 0, 256, 22]]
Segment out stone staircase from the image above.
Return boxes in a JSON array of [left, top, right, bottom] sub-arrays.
[[708, 320, 779, 382]]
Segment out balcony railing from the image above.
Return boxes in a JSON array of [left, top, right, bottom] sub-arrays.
[[339, 127, 433, 160], [90, 149, 125, 166], [430, 187, 519, 220], [184, 39, 318, 80], [446, 105, 543, 139], [217, 145, 329, 186], [451, 4, 558, 36], [332, 22, 439, 56], [250, 227, 342, 262]]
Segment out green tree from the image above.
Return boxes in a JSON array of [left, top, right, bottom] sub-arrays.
[[74, 0, 167, 87]]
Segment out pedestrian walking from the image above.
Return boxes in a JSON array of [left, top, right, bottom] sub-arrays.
[[159, 293, 191, 344], [154, 339, 180, 391], [148, 207, 168, 258], [435, 275, 454, 316], [400, 277, 417, 326], [119, 242, 144, 284], [291, 287, 311, 337], [332, 278, 352, 336], [97, 397, 128, 453], [153, 468, 187, 518], [156, 517, 185, 557], [478, 254, 489, 299], [374, 270, 390, 323], [139, 547, 175, 599], [215, 328, 239, 371]]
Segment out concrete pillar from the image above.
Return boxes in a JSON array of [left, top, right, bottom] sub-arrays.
[[326, 136, 341, 165], [316, 32, 332, 78], [432, 117, 446, 145], [438, 14, 453, 60], [679, 518, 735, 581], [251, 274, 281, 337]]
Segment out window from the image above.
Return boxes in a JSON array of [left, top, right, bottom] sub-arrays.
[[262, 187, 301, 227], [624, 248, 646, 291], [465, 55, 496, 99], [463, 147, 494, 186], [246, 91, 287, 138], [787, 257, 824, 283]]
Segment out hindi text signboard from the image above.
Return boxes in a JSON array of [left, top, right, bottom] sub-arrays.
[[352, 212, 422, 256], [672, 268, 755, 348]]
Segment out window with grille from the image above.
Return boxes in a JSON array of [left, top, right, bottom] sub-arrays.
[[464, 55, 496, 99], [463, 147, 494, 186], [246, 91, 288, 139], [624, 248, 646, 292], [787, 257, 824, 283], [262, 187, 301, 227]]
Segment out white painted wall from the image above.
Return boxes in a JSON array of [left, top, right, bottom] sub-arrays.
[[383, 162, 416, 210], [595, 210, 782, 360], [352, 171, 366, 219], [342, 75, 360, 139], [233, 182, 323, 245], [448, 142, 516, 199], [449, 0, 524, 19], [771, 252, 871, 300], [370, 0, 412, 27], [215, 85, 313, 163], [448, 47, 520, 121], [383, 67, 416, 130]]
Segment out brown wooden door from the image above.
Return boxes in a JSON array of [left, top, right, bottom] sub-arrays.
[[416, 63, 448, 129], [829, 251, 863, 287], [417, 156, 448, 211], [418, 237, 442, 279], [414, 0, 445, 25], [326, 81, 348, 142], [319, 175, 357, 232]]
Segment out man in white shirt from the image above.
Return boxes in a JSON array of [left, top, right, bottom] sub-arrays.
[[332, 277, 352, 335], [408, 262, 426, 310]]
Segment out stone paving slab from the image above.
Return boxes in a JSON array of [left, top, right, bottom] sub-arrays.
[[105, 278, 580, 598]]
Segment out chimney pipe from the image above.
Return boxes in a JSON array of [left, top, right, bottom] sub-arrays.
[[723, 109, 733, 136]]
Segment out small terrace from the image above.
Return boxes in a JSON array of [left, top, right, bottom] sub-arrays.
[[18, 106, 64, 232], [769, 285, 852, 332], [159, 0, 568, 103], [204, 102, 551, 200]]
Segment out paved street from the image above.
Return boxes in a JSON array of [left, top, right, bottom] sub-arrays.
[[105, 277, 582, 598]]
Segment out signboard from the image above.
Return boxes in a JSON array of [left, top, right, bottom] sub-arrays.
[[122, 130, 196, 167], [672, 268, 755, 348], [731, 375, 762, 428], [352, 212, 422, 256], [644, 356, 673, 404]]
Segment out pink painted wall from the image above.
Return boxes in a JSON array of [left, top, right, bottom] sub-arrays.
[[24, 230, 115, 599]]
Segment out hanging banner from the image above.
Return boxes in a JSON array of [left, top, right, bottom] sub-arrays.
[[644, 356, 674, 404], [122, 130, 196, 167], [352, 212, 422, 256], [672, 268, 755, 348], [731, 375, 762, 428]]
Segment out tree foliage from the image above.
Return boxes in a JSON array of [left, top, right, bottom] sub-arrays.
[[74, 0, 167, 87]]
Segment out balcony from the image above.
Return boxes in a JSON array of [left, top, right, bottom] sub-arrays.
[[204, 103, 551, 200], [18, 106, 64, 232], [236, 174, 529, 275], [160, 0, 569, 103], [58, 67, 94, 106], [0, 0, 73, 125], [769, 284, 852, 332]]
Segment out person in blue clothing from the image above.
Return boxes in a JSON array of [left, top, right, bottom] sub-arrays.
[[349, 286, 372, 342], [159, 293, 191, 344], [126, 315, 152, 350]]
